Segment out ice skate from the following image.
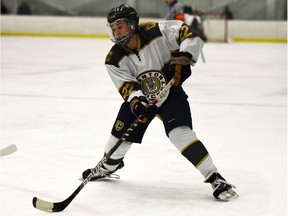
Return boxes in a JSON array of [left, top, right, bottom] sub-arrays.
[[82, 161, 124, 181], [205, 172, 238, 201]]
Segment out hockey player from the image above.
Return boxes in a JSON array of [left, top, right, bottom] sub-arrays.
[[165, 0, 207, 42], [82, 4, 238, 201]]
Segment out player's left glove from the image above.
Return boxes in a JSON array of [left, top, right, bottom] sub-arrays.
[[130, 96, 157, 123], [170, 51, 192, 86]]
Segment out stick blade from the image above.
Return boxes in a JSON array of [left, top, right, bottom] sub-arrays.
[[33, 197, 54, 212], [0, 144, 17, 157], [32, 197, 67, 212], [32, 181, 84, 212]]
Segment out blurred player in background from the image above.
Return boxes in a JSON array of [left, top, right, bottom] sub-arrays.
[[83, 4, 238, 201], [222, 5, 234, 20], [165, 0, 207, 42]]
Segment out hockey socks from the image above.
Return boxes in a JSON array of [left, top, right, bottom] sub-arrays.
[[169, 126, 217, 175], [169, 126, 238, 201]]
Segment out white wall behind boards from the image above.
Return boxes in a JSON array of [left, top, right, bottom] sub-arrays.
[[1, 16, 287, 42]]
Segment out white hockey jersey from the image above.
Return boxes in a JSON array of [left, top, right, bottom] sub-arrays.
[[105, 20, 203, 107]]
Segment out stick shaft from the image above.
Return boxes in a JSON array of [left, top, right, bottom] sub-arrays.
[[32, 78, 175, 212]]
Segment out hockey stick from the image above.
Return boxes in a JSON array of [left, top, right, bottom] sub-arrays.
[[200, 50, 206, 63], [0, 144, 17, 157], [32, 78, 175, 212]]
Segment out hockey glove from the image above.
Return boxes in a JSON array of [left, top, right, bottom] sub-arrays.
[[130, 96, 157, 123], [170, 52, 192, 86]]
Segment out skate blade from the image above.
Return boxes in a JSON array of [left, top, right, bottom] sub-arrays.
[[217, 189, 239, 201], [79, 174, 120, 182]]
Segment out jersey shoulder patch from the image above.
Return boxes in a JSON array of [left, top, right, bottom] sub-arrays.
[[138, 22, 162, 45], [105, 45, 126, 68]]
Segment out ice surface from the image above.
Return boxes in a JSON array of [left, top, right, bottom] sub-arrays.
[[0, 37, 287, 216]]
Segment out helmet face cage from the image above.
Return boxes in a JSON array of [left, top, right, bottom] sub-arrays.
[[107, 4, 139, 45], [106, 19, 135, 46]]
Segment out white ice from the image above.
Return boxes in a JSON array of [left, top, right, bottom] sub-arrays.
[[0, 37, 287, 216]]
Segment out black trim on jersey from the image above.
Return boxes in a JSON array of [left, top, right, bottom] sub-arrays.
[[105, 22, 163, 68], [137, 22, 162, 48], [177, 23, 201, 45], [105, 22, 201, 67], [105, 45, 127, 68]]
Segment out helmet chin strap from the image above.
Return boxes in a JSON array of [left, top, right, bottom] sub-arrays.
[[113, 21, 135, 46], [115, 30, 133, 45]]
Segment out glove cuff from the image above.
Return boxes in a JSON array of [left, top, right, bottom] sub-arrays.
[[130, 97, 140, 115], [170, 52, 192, 65], [130, 96, 148, 116]]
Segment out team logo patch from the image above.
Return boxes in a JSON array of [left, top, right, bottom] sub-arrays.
[[137, 70, 167, 100], [115, 120, 124, 131]]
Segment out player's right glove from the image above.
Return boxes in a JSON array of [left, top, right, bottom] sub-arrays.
[[130, 96, 157, 122], [170, 51, 192, 86]]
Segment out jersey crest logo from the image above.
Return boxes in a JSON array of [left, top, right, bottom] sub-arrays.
[[115, 120, 124, 131], [137, 70, 167, 100]]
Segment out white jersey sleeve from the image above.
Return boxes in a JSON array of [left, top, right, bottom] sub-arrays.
[[106, 64, 146, 101]]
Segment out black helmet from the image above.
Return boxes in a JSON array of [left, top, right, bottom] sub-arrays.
[[107, 4, 139, 45]]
